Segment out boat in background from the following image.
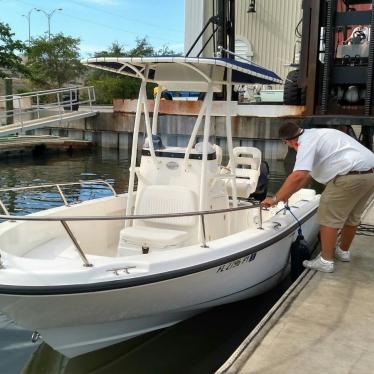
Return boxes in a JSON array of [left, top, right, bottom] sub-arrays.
[[0, 57, 319, 357]]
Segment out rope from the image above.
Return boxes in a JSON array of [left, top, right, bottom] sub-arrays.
[[285, 204, 303, 236]]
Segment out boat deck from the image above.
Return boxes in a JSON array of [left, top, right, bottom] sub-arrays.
[[218, 201, 374, 374]]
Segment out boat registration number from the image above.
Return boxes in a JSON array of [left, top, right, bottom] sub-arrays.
[[216, 253, 257, 273]]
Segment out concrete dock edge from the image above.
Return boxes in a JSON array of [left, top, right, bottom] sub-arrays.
[[216, 269, 316, 374], [217, 200, 374, 374]]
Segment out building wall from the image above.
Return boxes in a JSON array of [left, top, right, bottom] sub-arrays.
[[36, 111, 298, 162], [236, 0, 302, 81], [184, 0, 205, 56], [184, 0, 302, 82], [184, 0, 214, 57]]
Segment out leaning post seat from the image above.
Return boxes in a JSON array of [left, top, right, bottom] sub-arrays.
[[225, 146, 262, 198], [117, 185, 198, 255]]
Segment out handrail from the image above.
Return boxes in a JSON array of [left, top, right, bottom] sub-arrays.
[[0, 86, 95, 99], [0, 202, 261, 222], [0, 195, 265, 268], [61, 220, 92, 267], [0, 86, 96, 128], [0, 100, 96, 120], [0, 179, 118, 267], [0, 179, 117, 194], [0, 180, 117, 215]]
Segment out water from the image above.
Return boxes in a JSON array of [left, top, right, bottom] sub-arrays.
[[0, 149, 290, 374], [0, 149, 130, 216]]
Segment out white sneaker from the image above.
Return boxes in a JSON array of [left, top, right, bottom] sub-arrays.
[[303, 255, 334, 273], [335, 246, 351, 262]]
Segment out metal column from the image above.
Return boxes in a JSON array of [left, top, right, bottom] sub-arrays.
[[321, 0, 337, 114]]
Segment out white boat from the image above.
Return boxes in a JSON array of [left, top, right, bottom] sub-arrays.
[[0, 57, 319, 357]]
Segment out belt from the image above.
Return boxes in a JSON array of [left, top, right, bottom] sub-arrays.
[[347, 168, 374, 175]]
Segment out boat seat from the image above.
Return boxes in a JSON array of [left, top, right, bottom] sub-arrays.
[[225, 147, 261, 198], [226, 176, 259, 198], [117, 185, 197, 255], [118, 226, 189, 253]]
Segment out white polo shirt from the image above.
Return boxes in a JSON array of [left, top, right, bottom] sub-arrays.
[[294, 128, 374, 184]]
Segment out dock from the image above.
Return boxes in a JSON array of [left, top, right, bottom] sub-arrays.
[[0, 135, 92, 158], [0, 111, 98, 137], [218, 200, 374, 374], [0, 86, 98, 137]]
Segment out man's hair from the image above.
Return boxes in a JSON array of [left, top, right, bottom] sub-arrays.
[[279, 122, 301, 139]]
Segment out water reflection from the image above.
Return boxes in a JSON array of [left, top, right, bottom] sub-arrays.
[[0, 313, 40, 374]]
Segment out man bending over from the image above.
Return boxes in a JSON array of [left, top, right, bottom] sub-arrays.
[[261, 122, 374, 273]]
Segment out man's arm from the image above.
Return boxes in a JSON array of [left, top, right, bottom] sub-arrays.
[[261, 170, 312, 208]]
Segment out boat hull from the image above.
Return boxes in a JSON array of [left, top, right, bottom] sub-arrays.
[[0, 210, 318, 357], [38, 272, 282, 357]]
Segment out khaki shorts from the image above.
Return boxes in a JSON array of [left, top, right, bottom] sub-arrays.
[[318, 173, 374, 228]]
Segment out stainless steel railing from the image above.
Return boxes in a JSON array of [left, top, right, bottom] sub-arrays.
[[0, 199, 264, 268], [0, 86, 96, 127], [0, 180, 117, 267], [0, 179, 117, 216]]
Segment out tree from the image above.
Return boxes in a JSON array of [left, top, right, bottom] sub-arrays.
[[93, 38, 155, 58], [94, 41, 127, 58], [155, 45, 182, 57], [0, 22, 26, 78], [26, 34, 84, 88], [86, 38, 182, 103], [87, 41, 139, 104], [126, 37, 154, 57]]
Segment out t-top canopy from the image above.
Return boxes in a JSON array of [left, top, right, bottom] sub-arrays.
[[81, 56, 283, 92]]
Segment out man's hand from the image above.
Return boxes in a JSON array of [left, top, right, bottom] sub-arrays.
[[261, 196, 276, 208], [261, 171, 311, 209]]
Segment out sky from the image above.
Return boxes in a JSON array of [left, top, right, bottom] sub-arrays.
[[0, 0, 185, 57]]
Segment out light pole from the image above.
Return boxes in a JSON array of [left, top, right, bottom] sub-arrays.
[[36, 8, 63, 39], [22, 8, 37, 46]]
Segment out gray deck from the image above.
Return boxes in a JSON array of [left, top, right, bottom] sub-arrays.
[[218, 200, 374, 374]]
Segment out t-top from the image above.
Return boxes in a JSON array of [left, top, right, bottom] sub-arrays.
[[293, 128, 374, 184]]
